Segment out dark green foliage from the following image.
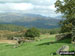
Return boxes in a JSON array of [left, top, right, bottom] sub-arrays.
[[38, 28, 60, 34], [55, 0, 75, 33], [25, 28, 40, 38], [50, 28, 60, 34], [60, 23, 72, 33], [0, 24, 26, 31], [72, 20, 75, 42], [50, 31, 57, 34]]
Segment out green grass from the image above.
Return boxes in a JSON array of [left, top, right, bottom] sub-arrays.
[[0, 35, 74, 56]]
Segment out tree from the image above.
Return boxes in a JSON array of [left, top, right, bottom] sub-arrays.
[[25, 28, 40, 39], [55, 0, 75, 33], [72, 20, 75, 42]]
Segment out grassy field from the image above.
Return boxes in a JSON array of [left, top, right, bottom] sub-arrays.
[[0, 34, 74, 56]]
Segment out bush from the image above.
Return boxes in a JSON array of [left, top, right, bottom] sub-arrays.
[[50, 28, 60, 34], [50, 31, 57, 34], [25, 28, 40, 38]]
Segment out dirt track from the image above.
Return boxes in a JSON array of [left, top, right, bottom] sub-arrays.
[[0, 40, 17, 44]]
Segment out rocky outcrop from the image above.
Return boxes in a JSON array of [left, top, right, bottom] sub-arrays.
[[56, 45, 69, 54]]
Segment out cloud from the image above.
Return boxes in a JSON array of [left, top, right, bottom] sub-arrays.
[[49, 4, 56, 10], [0, 3, 34, 11], [0, 0, 61, 17], [0, 0, 52, 5], [0, 3, 10, 11], [0, 2, 56, 11], [9, 3, 34, 10], [0, 0, 25, 3]]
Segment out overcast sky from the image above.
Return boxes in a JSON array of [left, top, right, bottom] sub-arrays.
[[0, 0, 61, 17]]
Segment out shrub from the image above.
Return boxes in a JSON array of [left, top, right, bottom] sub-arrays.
[[50, 31, 57, 34], [25, 28, 40, 38], [50, 28, 60, 34]]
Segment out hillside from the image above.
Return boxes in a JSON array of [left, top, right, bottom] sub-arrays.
[[0, 13, 61, 29], [0, 24, 26, 31]]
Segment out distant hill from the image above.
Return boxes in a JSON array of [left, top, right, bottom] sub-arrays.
[[0, 24, 26, 31], [0, 13, 61, 29]]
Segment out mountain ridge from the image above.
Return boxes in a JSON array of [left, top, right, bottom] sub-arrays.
[[0, 13, 61, 29]]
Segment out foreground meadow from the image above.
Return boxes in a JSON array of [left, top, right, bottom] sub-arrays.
[[0, 34, 74, 56]]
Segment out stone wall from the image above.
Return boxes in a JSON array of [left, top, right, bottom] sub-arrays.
[[56, 33, 72, 41]]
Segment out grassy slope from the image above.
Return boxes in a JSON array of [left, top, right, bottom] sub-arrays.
[[0, 35, 74, 56]]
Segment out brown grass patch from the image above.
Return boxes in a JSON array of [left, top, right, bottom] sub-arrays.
[[0, 40, 17, 44]]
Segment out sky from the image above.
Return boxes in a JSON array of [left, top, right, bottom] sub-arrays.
[[0, 0, 61, 17]]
